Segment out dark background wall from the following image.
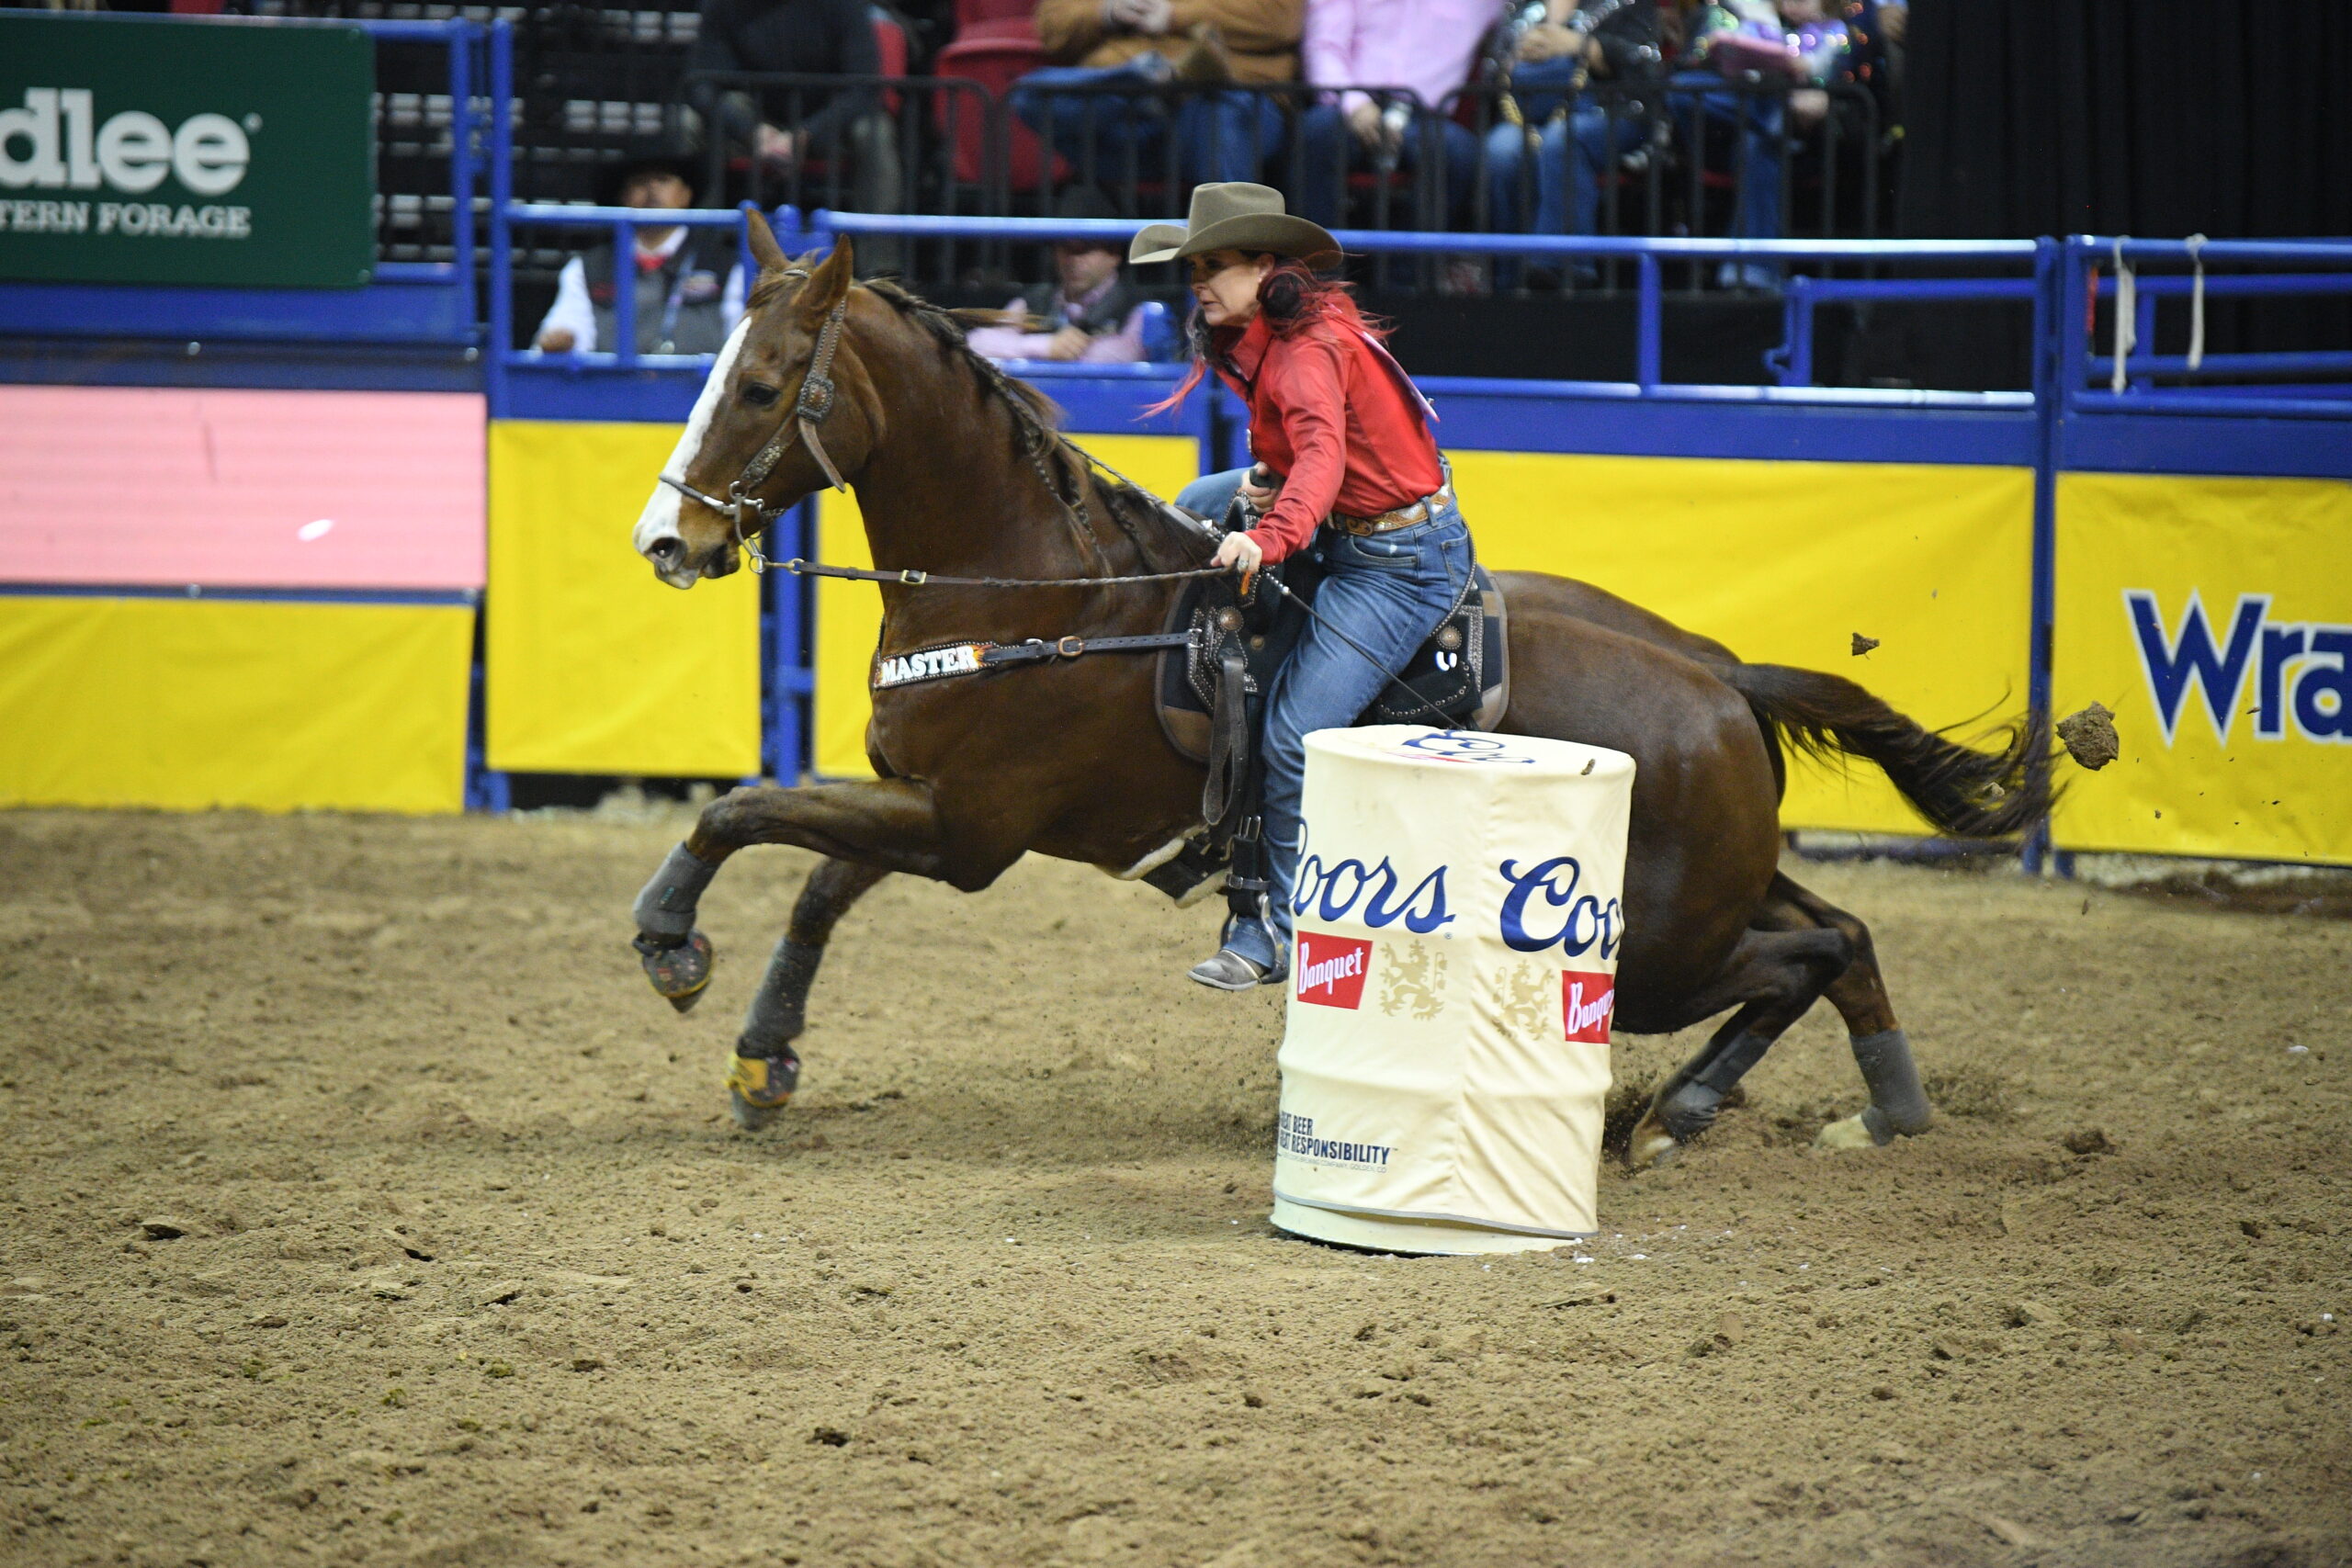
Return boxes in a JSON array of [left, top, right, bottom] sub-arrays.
[[1882, 0, 2348, 389], [1899, 0, 2350, 242]]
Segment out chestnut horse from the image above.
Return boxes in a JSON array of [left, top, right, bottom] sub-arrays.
[[625, 215, 2045, 1167]]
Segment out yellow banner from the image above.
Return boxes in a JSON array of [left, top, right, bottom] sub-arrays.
[[1448, 451, 2035, 835], [2052, 470, 2352, 864], [0, 595, 470, 814], [812, 434, 1202, 778], [486, 420, 762, 777]]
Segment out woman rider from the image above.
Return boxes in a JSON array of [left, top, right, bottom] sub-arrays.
[[1131, 184, 1476, 991]]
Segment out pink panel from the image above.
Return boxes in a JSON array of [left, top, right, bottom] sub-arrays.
[[0, 387, 485, 591]]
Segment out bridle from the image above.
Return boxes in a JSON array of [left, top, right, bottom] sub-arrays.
[[658, 281, 851, 576]]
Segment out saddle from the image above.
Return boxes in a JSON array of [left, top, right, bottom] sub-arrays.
[[1144, 551, 1510, 907]]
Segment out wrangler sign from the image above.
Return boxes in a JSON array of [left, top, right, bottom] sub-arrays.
[[2052, 470, 2352, 867], [0, 15, 374, 288]]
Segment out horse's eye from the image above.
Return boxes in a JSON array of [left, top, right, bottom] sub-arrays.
[[741, 382, 781, 407]]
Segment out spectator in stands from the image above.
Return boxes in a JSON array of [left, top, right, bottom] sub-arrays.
[[1671, 0, 1851, 288], [689, 0, 904, 273], [1481, 0, 1666, 289], [1014, 0, 1300, 193], [534, 149, 742, 356], [1292, 0, 1488, 232], [1866, 0, 1905, 97], [967, 187, 1153, 362]]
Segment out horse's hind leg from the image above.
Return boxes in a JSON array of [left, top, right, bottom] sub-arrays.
[[1627, 908, 1852, 1168], [1770, 874, 1933, 1150], [727, 857, 892, 1130]]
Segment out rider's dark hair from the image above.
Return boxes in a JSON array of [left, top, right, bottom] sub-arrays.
[[1148, 254, 1382, 414]]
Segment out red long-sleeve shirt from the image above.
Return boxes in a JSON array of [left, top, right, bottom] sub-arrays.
[[1212, 311, 1444, 565]]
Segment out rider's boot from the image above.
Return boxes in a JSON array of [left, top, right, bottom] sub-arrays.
[[1188, 908, 1290, 992], [1190, 950, 1275, 990]]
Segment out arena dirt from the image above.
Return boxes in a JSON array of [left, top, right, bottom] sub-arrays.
[[1, 807, 2346, 1568]]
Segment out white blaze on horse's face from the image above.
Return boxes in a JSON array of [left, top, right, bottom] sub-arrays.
[[635, 316, 752, 589]]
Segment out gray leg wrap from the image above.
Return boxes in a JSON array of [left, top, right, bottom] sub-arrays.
[[633, 842, 718, 943], [738, 938, 821, 1060], [1657, 1030, 1773, 1142], [1850, 1028, 1932, 1142]]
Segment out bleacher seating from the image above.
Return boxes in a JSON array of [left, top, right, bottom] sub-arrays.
[[932, 17, 1058, 196], [251, 0, 1893, 291]]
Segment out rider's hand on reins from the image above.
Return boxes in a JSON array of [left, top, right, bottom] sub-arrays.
[[1212, 530, 1264, 578]]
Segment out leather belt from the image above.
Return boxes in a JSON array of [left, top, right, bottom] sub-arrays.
[[1329, 483, 1454, 536]]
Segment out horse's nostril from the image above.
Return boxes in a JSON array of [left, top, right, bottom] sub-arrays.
[[648, 536, 684, 567]]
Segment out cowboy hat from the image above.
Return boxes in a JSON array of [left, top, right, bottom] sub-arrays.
[[1127, 183, 1340, 267], [600, 139, 702, 208]]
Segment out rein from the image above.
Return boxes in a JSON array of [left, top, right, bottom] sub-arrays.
[[780, 558, 1228, 589], [648, 269, 1456, 727]]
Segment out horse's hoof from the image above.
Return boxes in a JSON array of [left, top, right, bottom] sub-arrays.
[[1815, 1111, 1883, 1150], [1625, 1110, 1683, 1170], [729, 1089, 784, 1131], [726, 1053, 798, 1132], [638, 931, 714, 1012]]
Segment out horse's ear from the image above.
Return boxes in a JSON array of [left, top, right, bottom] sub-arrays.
[[798, 236, 855, 320], [744, 208, 790, 275]]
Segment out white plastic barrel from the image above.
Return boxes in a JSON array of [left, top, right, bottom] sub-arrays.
[[1269, 726, 1635, 1255]]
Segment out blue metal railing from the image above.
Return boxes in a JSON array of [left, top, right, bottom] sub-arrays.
[[799, 209, 2047, 404], [2059, 237, 2352, 421], [486, 205, 2352, 415]]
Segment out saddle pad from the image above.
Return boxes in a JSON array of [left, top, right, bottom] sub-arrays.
[[1156, 565, 1510, 765]]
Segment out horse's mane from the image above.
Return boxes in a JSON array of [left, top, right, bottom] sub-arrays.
[[752, 263, 1201, 568]]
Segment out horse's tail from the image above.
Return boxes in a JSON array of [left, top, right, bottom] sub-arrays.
[[1720, 663, 2054, 840]]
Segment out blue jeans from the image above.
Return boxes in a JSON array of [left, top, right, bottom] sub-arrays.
[[1174, 466, 1249, 525], [1011, 63, 1281, 188], [1668, 71, 1783, 283], [1179, 467, 1476, 970], [1483, 106, 1644, 285], [1292, 104, 1480, 231]]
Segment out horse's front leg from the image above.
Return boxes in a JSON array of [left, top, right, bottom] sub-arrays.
[[630, 778, 974, 1128], [725, 856, 892, 1129], [628, 774, 948, 1032]]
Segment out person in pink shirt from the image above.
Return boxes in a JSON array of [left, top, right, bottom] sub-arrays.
[[1290, 0, 1491, 230]]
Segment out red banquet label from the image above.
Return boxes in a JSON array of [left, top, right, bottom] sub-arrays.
[[1562, 970, 1616, 1043], [1295, 933, 1373, 1010]]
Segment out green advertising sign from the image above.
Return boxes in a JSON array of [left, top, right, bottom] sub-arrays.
[[0, 15, 375, 289]]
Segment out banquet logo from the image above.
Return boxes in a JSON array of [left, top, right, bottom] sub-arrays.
[[1295, 933, 1372, 1010], [2128, 590, 2352, 744], [1561, 970, 1616, 1043]]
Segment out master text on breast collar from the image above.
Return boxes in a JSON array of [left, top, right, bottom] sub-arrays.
[[872, 642, 993, 690]]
